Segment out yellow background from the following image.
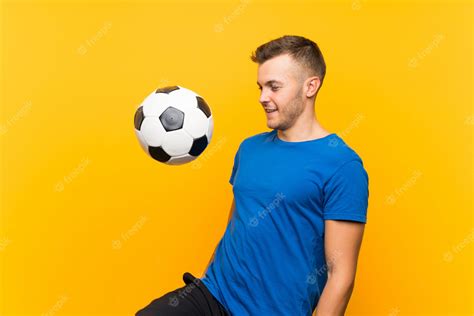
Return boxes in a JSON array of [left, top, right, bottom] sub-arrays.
[[1, 0, 472, 315]]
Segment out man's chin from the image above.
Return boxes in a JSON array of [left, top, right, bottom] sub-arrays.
[[267, 119, 284, 130], [266, 122, 278, 129]]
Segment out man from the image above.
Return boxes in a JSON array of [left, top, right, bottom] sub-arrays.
[[136, 35, 369, 316]]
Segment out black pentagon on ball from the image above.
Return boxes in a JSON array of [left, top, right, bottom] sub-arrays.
[[148, 146, 171, 162], [155, 86, 180, 94], [134, 106, 145, 130], [159, 107, 184, 131], [189, 135, 209, 157], [196, 96, 211, 118]]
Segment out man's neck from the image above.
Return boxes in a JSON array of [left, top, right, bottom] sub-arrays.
[[277, 117, 331, 142]]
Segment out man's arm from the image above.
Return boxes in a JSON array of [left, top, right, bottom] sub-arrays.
[[201, 198, 235, 278], [314, 220, 365, 316]]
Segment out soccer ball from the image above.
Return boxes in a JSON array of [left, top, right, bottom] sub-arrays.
[[134, 85, 214, 165]]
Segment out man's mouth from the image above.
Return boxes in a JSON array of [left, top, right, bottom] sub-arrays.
[[265, 108, 278, 113]]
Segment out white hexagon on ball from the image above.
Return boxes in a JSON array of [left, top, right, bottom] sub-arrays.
[[140, 117, 166, 147], [206, 116, 214, 142], [168, 88, 198, 113], [134, 129, 149, 154], [162, 129, 193, 157], [183, 107, 209, 139], [142, 92, 170, 117], [167, 154, 197, 165]]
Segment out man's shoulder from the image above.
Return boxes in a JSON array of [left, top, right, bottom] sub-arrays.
[[323, 134, 366, 173], [327, 134, 361, 155], [240, 130, 274, 146]]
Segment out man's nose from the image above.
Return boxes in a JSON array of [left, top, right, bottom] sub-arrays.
[[259, 90, 270, 105]]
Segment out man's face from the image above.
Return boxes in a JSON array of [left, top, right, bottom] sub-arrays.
[[256, 54, 306, 130]]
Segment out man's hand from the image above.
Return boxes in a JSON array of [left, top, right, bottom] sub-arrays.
[[314, 220, 365, 316]]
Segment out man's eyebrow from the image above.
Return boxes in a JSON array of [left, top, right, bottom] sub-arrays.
[[256, 80, 283, 87]]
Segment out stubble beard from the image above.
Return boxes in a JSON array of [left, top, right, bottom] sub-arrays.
[[269, 89, 305, 131]]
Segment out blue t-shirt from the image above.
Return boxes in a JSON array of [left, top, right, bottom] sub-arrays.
[[200, 129, 369, 316]]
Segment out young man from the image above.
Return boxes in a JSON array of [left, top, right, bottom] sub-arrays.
[[136, 35, 369, 316]]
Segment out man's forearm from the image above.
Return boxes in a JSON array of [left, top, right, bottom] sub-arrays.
[[314, 274, 355, 316]]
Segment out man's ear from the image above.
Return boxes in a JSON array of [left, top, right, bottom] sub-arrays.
[[305, 76, 321, 98]]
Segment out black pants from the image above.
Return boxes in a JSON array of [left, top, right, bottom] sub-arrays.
[[136, 272, 230, 316]]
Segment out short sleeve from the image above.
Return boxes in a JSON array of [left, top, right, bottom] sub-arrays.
[[323, 160, 369, 223], [229, 143, 243, 185]]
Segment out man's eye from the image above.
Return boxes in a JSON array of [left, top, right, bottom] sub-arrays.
[[271, 87, 279, 91]]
